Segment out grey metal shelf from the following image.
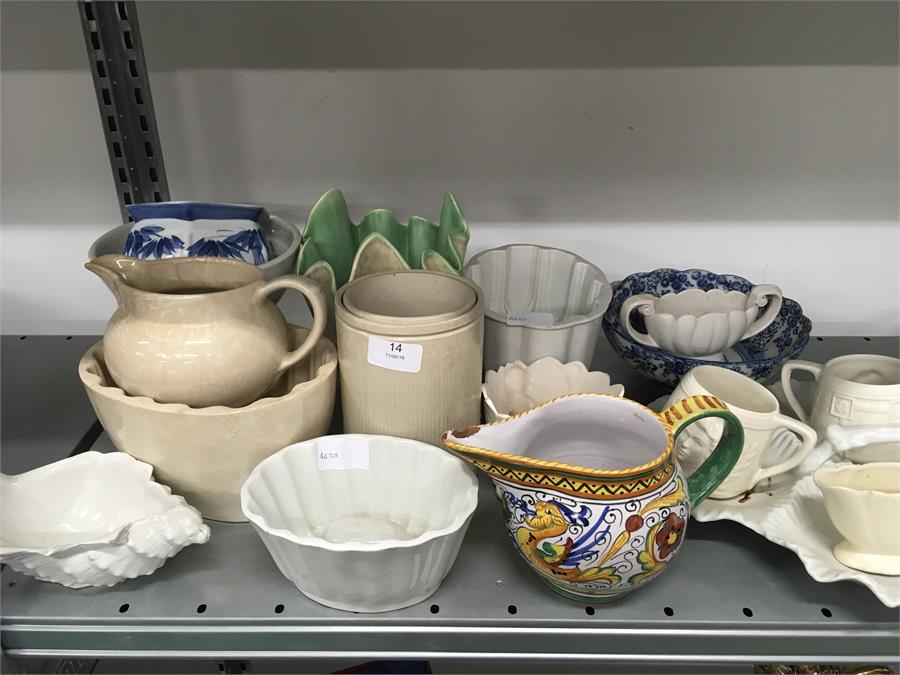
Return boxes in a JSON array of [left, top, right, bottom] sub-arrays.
[[2, 335, 899, 665]]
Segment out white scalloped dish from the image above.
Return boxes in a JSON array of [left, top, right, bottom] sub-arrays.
[[1, 452, 209, 588]]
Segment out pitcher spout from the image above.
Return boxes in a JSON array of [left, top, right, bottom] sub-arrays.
[[85, 254, 140, 303]]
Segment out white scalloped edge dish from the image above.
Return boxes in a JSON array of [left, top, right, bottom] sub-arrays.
[[649, 395, 900, 606]]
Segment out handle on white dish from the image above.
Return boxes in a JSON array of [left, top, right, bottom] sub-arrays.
[[481, 384, 506, 422], [254, 275, 328, 373], [752, 415, 817, 483], [743, 284, 783, 339], [619, 294, 660, 349], [780, 359, 823, 423]]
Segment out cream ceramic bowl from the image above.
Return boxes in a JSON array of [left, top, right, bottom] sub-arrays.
[[482, 357, 624, 422], [79, 325, 337, 522], [1, 452, 209, 588], [241, 434, 479, 613], [815, 462, 900, 576], [464, 244, 612, 372]]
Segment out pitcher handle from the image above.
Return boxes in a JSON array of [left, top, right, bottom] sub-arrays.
[[619, 294, 660, 349], [660, 396, 744, 508], [779, 359, 823, 424], [743, 284, 783, 339], [752, 415, 817, 483], [254, 275, 328, 372]]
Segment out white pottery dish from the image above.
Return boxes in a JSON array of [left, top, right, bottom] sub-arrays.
[[241, 434, 479, 612], [815, 462, 900, 576], [688, 427, 900, 607], [464, 244, 612, 372], [1, 452, 209, 588], [482, 357, 624, 422], [619, 285, 782, 360]]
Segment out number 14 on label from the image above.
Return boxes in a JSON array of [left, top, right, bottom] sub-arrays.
[[367, 336, 423, 373]]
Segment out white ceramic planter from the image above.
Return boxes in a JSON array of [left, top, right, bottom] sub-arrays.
[[335, 271, 484, 445], [80, 326, 337, 522], [482, 357, 624, 422], [463, 244, 612, 372], [1, 452, 209, 588], [241, 435, 479, 612]]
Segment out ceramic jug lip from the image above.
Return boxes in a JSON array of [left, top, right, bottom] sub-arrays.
[[815, 462, 900, 496], [91, 254, 265, 298], [820, 354, 900, 393], [443, 392, 675, 480]]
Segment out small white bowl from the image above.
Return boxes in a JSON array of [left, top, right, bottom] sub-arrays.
[[241, 435, 478, 612], [1, 452, 209, 588], [464, 244, 612, 371], [482, 357, 624, 422], [815, 462, 900, 576]]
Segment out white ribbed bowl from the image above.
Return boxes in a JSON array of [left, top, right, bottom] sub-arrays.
[[241, 435, 479, 612], [464, 244, 612, 372]]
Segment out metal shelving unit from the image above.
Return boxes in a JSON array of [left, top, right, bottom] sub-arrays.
[[2, 335, 899, 669]]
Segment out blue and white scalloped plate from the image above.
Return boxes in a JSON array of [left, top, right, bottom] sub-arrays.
[[123, 201, 270, 265], [603, 268, 811, 387]]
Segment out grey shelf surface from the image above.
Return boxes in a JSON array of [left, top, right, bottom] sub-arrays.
[[2, 334, 899, 663]]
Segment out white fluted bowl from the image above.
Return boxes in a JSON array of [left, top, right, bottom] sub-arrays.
[[1, 452, 209, 588], [464, 244, 612, 371], [241, 435, 478, 612]]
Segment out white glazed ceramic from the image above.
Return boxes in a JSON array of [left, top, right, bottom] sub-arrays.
[[620, 285, 782, 360], [463, 244, 612, 372], [1, 452, 209, 588], [482, 357, 624, 422], [666, 366, 817, 499], [815, 462, 900, 576], [241, 435, 479, 613], [90, 215, 301, 284], [782, 354, 900, 440], [797, 425, 900, 473], [80, 326, 337, 522]]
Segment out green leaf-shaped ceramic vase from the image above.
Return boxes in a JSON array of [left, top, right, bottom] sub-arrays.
[[296, 189, 470, 296]]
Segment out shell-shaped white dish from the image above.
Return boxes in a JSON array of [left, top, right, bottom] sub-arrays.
[[689, 427, 900, 606], [483, 357, 624, 422], [464, 244, 612, 371], [1, 452, 209, 588], [241, 434, 478, 612]]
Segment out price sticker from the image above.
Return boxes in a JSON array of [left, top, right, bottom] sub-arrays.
[[317, 438, 370, 471], [366, 337, 423, 373], [505, 312, 554, 328]]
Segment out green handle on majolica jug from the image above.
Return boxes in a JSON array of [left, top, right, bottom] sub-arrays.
[[660, 395, 744, 508]]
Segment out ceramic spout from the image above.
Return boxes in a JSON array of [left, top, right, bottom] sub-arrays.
[[84, 254, 139, 304]]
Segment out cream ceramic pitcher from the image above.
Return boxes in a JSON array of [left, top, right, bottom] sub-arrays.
[[781, 354, 900, 437], [86, 254, 326, 408]]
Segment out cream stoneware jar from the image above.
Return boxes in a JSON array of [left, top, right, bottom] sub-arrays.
[[86, 254, 326, 408], [336, 271, 484, 445]]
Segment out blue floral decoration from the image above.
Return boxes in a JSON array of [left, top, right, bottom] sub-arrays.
[[602, 268, 811, 387], [123, 226, 185, 260], [186, 229, 266, 264]]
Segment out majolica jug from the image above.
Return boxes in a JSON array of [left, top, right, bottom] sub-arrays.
[[442, 393, 743, 602], [86, 254, 326, 408]]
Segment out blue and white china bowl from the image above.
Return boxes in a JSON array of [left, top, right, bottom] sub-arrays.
[[603, 268, 811, 387], [123, 201, 270, 265]]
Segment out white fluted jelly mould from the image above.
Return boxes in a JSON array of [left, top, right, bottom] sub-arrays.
[[483, 357, 624, 422], [241, 434, 478, 613], [463, 244, 612, 371], [1, 451, 209, 588]]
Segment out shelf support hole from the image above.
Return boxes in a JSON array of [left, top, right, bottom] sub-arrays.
[[430, 604, 439, 614], [664, 606, 674, 616], [274, 604, 284, 614], [821, 607, 833, 617], [742, 607, 753, 617], [196, 603, 207, 614], [118, 603, 129, 613], [507, 604, 518, 615]]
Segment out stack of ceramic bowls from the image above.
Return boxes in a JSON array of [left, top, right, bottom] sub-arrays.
[[335, 271, 484, 445], [603, 268, 811, 387], [464, 244, 612, 372], [80, 254, 335, 521]]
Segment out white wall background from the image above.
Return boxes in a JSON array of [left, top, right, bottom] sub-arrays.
[[2, 1, 898, 335]]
